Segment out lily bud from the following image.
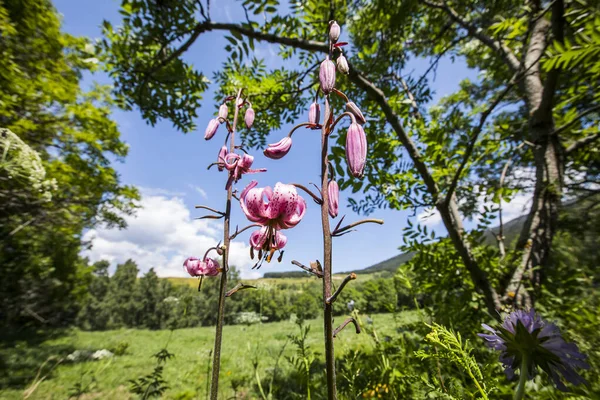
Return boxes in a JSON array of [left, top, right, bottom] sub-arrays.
[[204, 118, 219, 140], [328, 180, 339, 218], [218, 104, 228, 120], [319, 58, 336, 95], [345, 123, 367, 178], [217, 145, 228, 171], [337, 55, 349, 74], [308, 102, 320, 125], [245, 107, 255, 129], [346, 101, 366, 125], [329, 21, 341, 43], [264, 137, 292, 160]]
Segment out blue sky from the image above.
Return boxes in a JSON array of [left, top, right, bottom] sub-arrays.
[[54, 0, 529, 279]]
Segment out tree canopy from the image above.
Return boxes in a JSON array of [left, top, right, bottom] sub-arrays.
[[0, 0, 138, 326]]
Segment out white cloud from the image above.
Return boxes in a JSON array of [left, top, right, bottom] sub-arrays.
[[82, 190, 257, 278], [138, 186, 186, 197]]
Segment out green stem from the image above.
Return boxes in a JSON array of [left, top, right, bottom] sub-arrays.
[[514, 356, 529, 400]]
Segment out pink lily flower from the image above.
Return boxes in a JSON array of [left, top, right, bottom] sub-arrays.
[[222, 153, 266, 190], [183, 257, 221, 277], [240, 180, 306, 264]]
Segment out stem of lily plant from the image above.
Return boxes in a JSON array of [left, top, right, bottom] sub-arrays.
[[320, 95, 337, 400], [210, 88, 243, 400]]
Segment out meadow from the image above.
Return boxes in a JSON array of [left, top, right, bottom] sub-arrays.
[[0, 312, 419, 399]]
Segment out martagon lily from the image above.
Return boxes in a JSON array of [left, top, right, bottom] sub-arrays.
[[240, 180, 306, 265]]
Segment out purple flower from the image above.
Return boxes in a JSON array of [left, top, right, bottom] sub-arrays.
[[479, 309, 589, 391], [264, 137, 292, 160], [309, 102, 320, 126], [319, 58, 336, 95], [245, 107, 255, 129], [204, 119, 219, 140], [328, 180, 339, 218], [345, 123, 367, 178], [183, 257, 221, 277]]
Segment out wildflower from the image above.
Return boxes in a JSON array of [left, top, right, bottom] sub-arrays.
[[479, 309, 589, 392], [329, 21, 341, 43], [319, 58, 336, 95], [218, 104, 228, 120], [328, 180, 339, 218], [183, 257, 221, 277], [204, 119, 219, 140], [217, 146, 228, 171], [249, 226, 288, 263], [264, 137, 292, 160], [240, 181, 306, 263], [345, 123, 367, 178], [346, 101, 366, 125], [245, 107, 255, 129], [309, 102, 320, 126], [223, 153, 266, 190], [337, 55, 349, 74]]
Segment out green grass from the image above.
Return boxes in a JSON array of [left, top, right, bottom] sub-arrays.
[[0, 311, 420, 399]]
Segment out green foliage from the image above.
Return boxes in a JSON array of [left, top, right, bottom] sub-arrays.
[[416, 323, 492, 400], [0, 0, 138, 328], [286, 320, 318, 400]]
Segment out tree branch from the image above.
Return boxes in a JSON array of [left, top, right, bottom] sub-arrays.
[[444, 72, 520, 205], [422, 0, 521, 72]]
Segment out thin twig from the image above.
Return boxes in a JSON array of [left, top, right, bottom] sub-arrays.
[[332, 218, 384, 236], [333, 317, 361, 337], [225, 283, 256, 297], [291, 260, 323, 278], [195, 205, 225, 215], [326, 273, 357, 304], [229, 223, 261, 240], [292, 183, 323, 204]]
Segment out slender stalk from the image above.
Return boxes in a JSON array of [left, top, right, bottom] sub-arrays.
[[210, 88, 243, 400], [320, 96, 337, 400], [514, 356, 529, 400]]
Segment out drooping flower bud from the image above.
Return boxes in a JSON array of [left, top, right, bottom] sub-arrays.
[[346, 102, 366, 125], [329, 21, 341, 43], [308, 102, 320, 125], [218, 104, 228, 120], [345, 123, 367, 178], [264, 137, 292, 160], [337, 55, 349, 74], [328, 180, 339, 218], [319, 58, 336, 95], [245, 107, 255, 129], [217, 145, 228, 171], [183, 257, 221, 277], [204, 118, 219, 140]]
